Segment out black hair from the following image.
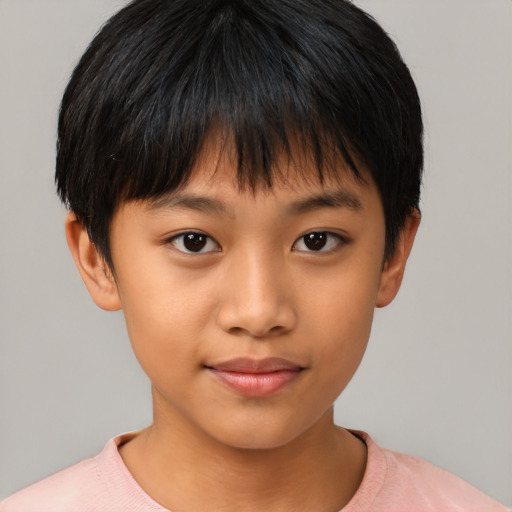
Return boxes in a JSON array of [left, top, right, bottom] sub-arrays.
[[56, 0, 423, 267]]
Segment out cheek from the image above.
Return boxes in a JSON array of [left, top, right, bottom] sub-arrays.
[[302, 257, 381, 392], [311, 303, 374, 409], [114, 257, 217, 377], [302, 251, 381, 334]]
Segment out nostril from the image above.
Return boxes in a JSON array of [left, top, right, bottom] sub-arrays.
[[227, 326, 246, 336], [226, 323, 291, 338], [268, 325, 288, 335]]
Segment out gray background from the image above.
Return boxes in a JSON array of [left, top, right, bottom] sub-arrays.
[[1, 0, 511, 506]]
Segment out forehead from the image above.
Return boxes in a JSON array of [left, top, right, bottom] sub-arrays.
[[113, 131, 386, 251], [150, 130, 374, 207]]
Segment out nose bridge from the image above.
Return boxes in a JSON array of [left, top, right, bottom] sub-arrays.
[[217, 245, 296, 337]]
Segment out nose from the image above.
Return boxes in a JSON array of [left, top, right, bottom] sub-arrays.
[[216, 250, 297, 338]]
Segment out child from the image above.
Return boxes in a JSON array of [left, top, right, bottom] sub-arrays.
[[1, 0, 508, 510]]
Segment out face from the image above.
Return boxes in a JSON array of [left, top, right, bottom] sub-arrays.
[[70, 143, 416, 451]]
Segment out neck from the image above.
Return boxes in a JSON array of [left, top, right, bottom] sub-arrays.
[[119, 396, 366, 512]]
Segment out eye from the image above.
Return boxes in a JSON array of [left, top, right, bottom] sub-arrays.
[[169, 232, 220, 254], [292, 231, 345, 253]]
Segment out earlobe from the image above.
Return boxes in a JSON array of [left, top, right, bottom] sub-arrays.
[[65, 212, 122, 311], [376, 209, 421, 308]]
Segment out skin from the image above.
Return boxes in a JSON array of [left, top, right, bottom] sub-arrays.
[[65, 141, 420, 512]]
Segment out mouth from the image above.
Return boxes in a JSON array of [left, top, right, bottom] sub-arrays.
[[205, 357, 305, 398]]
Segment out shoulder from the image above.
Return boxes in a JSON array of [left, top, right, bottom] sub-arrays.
[[0, 455, 106, 512], [383, 449, 507, 510], [344, 431, 509, 512], [0, 434, 166, 512]]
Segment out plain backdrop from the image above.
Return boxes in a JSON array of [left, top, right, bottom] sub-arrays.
[[0, 0, 511, 506]]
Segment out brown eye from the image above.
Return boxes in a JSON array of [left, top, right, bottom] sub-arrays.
[[292, 231, 345, 253], [303, 232, 327, 251], [170, 232, 220, 253], [184, 233, 207, 252]]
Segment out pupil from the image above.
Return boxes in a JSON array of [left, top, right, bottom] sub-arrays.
[[184, 233, 207, 252], [304, 232, 327, 251]]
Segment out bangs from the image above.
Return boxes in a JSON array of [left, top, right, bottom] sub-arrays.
[[107, 1, 364, 202], [56, 0, 422, 264]]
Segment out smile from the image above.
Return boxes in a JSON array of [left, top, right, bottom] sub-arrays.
[[205, 357, 304, 398]]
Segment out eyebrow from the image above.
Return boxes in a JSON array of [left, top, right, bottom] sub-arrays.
[[286, 190, 363, 215], [148, 194, 231, 217], [148, 189, 362, 217]]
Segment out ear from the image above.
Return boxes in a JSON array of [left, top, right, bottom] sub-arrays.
[[65, 212, 122, 311], [376, 209, 421, 308]]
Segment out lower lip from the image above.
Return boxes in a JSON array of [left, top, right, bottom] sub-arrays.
[[208, 369, 301, 398]]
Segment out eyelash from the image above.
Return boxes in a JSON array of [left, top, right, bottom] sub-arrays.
[[168, 232, 220, 254], [292, 232, 347, 253], [167, 231, 348, 255]]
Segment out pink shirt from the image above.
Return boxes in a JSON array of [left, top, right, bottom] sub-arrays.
[[1, 431, 508, 511]]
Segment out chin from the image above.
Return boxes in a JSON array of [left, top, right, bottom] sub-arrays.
[[218, 432, 298, 451], [204, 415, 314, 452]]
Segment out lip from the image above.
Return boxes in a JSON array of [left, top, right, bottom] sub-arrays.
[[205, 357, 304, 398]]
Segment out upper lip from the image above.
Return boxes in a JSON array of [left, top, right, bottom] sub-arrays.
[[206, 357, 304, 373]]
